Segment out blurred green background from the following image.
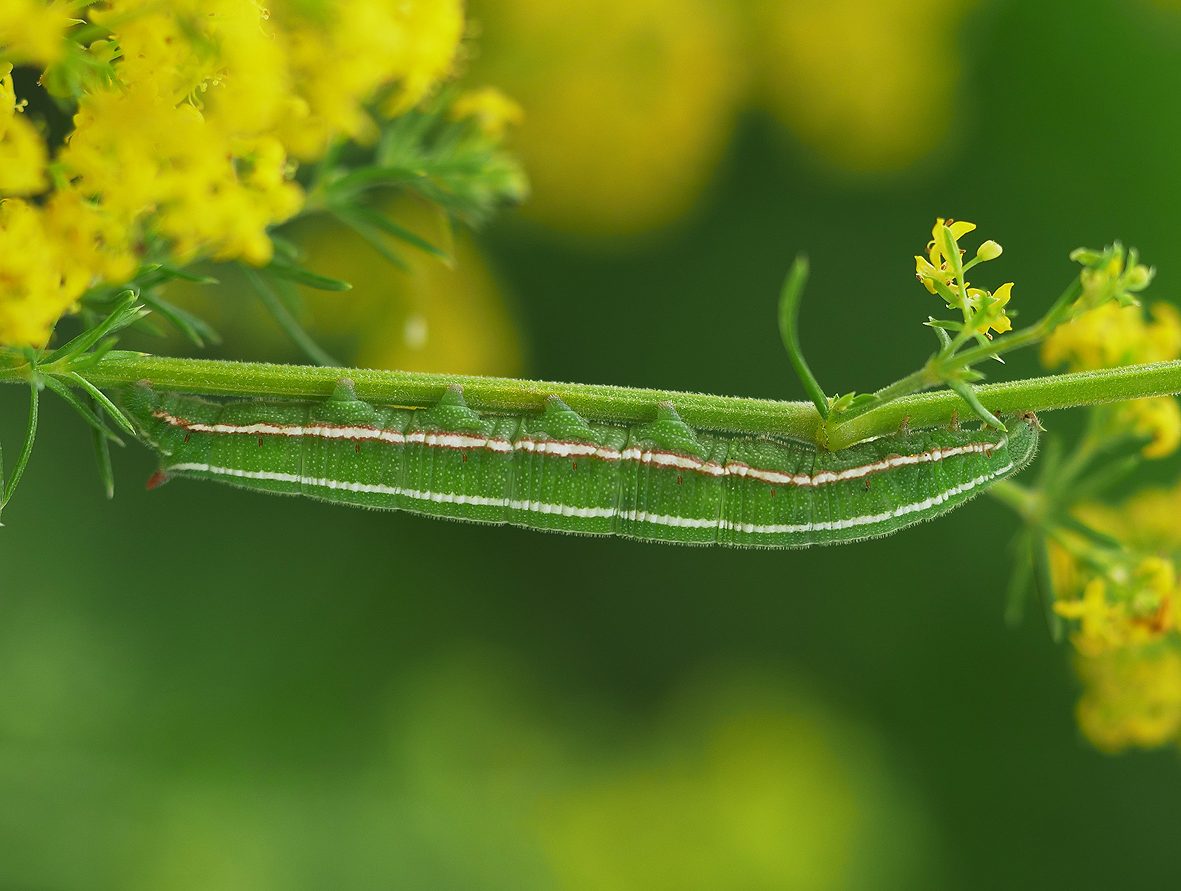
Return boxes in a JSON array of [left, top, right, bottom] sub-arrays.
[[5, 0, 1181, 887]]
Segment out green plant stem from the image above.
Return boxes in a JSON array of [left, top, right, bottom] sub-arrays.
[[988, 479, 1041, 524], [3, 350, 1181, 449], [9, 350, 823, 438], [834, 281, 1085, 430], [823, 360, 1181, 449]]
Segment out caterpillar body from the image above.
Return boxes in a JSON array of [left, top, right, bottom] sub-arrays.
[[121, 382, 1038, 549]]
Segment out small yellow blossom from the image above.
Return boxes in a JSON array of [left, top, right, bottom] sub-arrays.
[[914, 217, 976, 296], [451, 87, 525, 139], [0, 63, 47, 195], [976, 240, 1003, 262], [964, 281, 1013, 335]]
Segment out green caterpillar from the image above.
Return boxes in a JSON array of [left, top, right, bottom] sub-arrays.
[[120, 381, 1038, 548]]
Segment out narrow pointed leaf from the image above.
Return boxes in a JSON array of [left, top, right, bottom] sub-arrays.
[[267, 261, 353, 292], [1005, 534, 1034, 626], [1, 382, 40, 512], [42, 375, 123, 444], [344, 204, 452, 264], [1032, 533, 1064, 642], [65, 372, 137, 437], [140, 293, 222, 347], [89, 395, 117, 500], [947, 378, 1006, 431], [45, 292, 147, 365], [244, 269, 341, 367], [334, 211, 410, 270], [777, 254, 829, 419]]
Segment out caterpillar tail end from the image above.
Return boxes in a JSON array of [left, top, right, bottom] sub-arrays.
[[145, 469, 171, 491]]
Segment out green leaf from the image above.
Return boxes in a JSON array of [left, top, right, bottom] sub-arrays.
[[923, 318, 963, 332], [929, 276, 963, 310], [44, 292, 147, 366], [1032, 534, 1064, 642], [41, 375, 123, 445], [334, 210, 410, 271], [149, 263, 219, 285], [0, 381, 40, 516], [1056, 514, 1124, 551], [1004, 533, 1034, 626], [328, 164, 421, 196], [340, 204, 453, 264], [947, 377, 1006, 431], [266, 261, 353, 292], [1067, 455, 1141, 503], [269, 233, 304, 264], [244, 268, 341, 367], [65, 372, 137, 437], [777, 254, 829, 419], [89, 394, 116, 500], [140, 292, 222, 348]]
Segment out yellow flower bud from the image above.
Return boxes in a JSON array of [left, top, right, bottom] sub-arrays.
[[975, 240, 1003, 261]]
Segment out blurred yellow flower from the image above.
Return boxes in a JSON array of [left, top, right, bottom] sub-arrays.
[[0, 63, 47, 196], [298, 204, 527, 376], [451, 87, 525, 139], [750, 0, 974, 174], [276, 0, 465, 156], [1041, 301, 1181, 372], [170, 197, 527, 377], [0, 0, 75, 66], [1118, 397, 1181, 459], [538, 675, 932, 889], [1075, 646, 1181, 752], [1055, 578, 1128, 658], [0, 199, 83, 347], [1052, 492, 1181, 751], [467, 0, 743, 237]]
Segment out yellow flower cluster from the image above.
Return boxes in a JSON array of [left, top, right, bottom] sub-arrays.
[[1042, 301, 1181, 459], [914, 218, 1014, 335], [1074, 645, 1181, 752], [1042, 301, 1181, 371], [0, 64, 47, 195], [1053, 488, 1181, 751], [0, 0, 466, 347], [0, 0, 75, 66]]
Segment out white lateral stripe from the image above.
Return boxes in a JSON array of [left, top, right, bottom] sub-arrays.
[[153, 409, 1006, 489], [165, 462, 1010, 535], [722, 464, 1012, 535]]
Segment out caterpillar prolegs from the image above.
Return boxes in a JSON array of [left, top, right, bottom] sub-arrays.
[[120, 382, 1039, 548]]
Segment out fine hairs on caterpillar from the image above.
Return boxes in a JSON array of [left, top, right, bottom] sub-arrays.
[[120, 381, 1039, 549]]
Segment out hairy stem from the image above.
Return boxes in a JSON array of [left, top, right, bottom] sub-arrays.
[[2, 350, 1181, 449], [824, 360, 1181, 449]]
